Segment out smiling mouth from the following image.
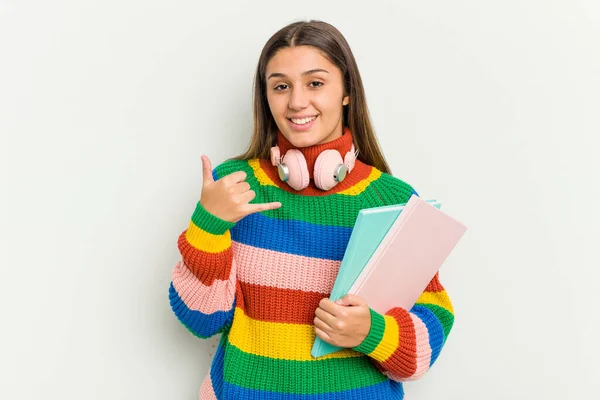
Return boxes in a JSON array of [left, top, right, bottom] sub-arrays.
[[288, 116, 317, 125]]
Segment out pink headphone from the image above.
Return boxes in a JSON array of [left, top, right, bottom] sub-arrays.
[[270, 144, 358, 191]]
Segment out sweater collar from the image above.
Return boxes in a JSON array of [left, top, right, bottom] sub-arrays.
[[276, 126, 354, 180]]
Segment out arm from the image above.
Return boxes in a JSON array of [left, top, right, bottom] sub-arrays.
[[169, 156, 281, 339], [352, 272, 454, 381], [169, 199, 238, 338]]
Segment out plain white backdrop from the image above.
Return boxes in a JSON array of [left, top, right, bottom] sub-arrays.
[[1, 0, 599, 398]]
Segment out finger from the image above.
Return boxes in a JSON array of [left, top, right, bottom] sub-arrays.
[[222, 170, 247, 186], [238, 189, 256, 204], [231, 181, 251, 195], [335, 294, 367, 307], [242, 201, 282, 216], [318, 298, 339, 315], [315, 308, 337, 330], [313, 316, 334, 333], [315, 327, 333, 344], [201, 156, 214, 186]]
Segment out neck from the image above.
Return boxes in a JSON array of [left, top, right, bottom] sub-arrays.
[[276, 126, 354, 180], [258, 126, 372, 196]]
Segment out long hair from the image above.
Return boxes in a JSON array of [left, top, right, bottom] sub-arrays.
[[234, 20, 391, 174]]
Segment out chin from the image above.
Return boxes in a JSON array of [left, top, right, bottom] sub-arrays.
[[285, 133, 323, 148]]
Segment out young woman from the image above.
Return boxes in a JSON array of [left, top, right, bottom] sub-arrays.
[[169, 20, 454, 400]]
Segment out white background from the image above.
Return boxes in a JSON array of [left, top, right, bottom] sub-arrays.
[[1, 0, 599, 399]]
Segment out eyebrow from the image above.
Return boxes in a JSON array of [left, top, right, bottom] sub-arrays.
[[267, 69, 329, 80]]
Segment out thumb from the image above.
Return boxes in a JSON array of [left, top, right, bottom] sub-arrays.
[[201, 155, 215, 186], [335, 294, 367, 307]]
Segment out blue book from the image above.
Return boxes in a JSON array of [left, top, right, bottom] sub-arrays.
[[310, 199, 441, 358]]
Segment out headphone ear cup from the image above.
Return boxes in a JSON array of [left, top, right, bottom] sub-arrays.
[[314, 150, 344, 191], [344, 145, 357, 172], [282, 149, 310, 191], [270, 146, 281, 166]]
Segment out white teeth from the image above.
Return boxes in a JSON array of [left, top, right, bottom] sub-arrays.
[[291, 116, 316, 125]]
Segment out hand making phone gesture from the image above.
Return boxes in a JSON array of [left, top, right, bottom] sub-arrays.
[[200, 155, 282, 223]]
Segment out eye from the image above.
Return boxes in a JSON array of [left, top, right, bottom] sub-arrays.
[[309, 81, 324, 88], [273, 84, 289, 91]]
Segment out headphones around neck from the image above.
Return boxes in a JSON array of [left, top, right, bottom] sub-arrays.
[[270, 144, 358, 191]]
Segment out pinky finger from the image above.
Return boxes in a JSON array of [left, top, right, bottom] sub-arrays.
[[247, 201, 282, 214], [315, 327, 333, 344], [264, 201, 283, 210]]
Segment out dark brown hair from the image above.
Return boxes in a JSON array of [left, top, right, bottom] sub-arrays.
[[234, 20, 391, 174]]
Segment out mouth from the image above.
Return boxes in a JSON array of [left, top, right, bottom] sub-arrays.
[[287, 115, 318, 131]]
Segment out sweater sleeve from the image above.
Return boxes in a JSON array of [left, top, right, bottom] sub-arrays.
[[168, 195, 238, 339], [352, 272, 454, 381]]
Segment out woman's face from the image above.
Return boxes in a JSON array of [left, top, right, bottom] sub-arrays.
[[265, 46, 350, 148]]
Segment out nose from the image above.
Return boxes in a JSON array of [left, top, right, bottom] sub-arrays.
[[288, 86, 309, 110]]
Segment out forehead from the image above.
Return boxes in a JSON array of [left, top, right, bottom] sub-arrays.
[[266, 46, 337, 75]]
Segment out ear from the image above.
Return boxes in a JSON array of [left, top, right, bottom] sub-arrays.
[[342, 95, 350, 106]]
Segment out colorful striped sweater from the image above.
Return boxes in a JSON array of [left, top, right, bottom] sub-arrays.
[[169, 134, 454, 399]]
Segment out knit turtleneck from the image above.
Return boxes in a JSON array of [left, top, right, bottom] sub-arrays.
[[265, 126, 371, 195], [276, 126, 354, 181]]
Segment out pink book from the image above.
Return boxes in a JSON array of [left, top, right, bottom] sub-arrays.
[[348, 195, 467, 313]]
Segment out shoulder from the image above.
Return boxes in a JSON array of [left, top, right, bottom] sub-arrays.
[[365, 166, 418, 206], [212, 158, 269, 192], [212, 158, 254, 180]]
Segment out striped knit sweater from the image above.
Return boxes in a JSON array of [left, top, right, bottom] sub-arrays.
[[169, 131, 454, 399]]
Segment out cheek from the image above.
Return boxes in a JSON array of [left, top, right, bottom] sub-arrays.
[[265, 93, 275, 111], [267, 95, 287, 117], [316, 105, 343, 125], [314, 93, 343, 116]]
